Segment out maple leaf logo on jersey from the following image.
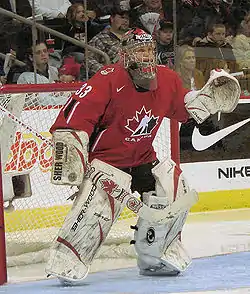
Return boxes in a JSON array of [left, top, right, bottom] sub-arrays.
[[125, 106, 159, 137], [100, 178, 118, 195]]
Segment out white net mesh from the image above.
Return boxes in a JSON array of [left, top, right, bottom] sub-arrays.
[[0, 84, 177, 267]]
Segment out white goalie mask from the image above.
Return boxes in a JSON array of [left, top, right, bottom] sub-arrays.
[[120, 28, 157, 90]]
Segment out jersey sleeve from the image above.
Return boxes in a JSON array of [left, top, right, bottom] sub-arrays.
[[169, 71, 190, 123], [50, 67, 114, 137]]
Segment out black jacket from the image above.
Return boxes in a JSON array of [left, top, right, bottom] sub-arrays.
[[180, 1, 235, 40], [0, 0, 32, 18], [62, 20, 104, 57], [156, 41, 175, 68]]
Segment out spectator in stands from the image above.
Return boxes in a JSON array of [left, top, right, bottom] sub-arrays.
[[58, 56, 81, 82], [73, 1, 121, 19], [130, 0, 164, 33], [179, 0, 235, 44], [156, 20, 175, 68], [176, 0, 201, 31], [0, 0, 32, 59], [87, 6, 130, 77], [29, 0, 71, 20], [62, 3, 104, 62], [4, 26, 31, 84], [17, 40, 58, 84], [231, 12, 250, 70], [175, 45, 205, 90], [61, 3, 89, 62], [195, 22, 237, 81]]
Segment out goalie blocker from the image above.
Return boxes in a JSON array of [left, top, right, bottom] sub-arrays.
[[51, 129, 89, 186]]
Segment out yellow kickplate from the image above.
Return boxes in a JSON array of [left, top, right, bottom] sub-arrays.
[[4, 189, 250, 232]]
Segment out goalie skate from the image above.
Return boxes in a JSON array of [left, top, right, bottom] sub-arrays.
[[139, 237, 191, 276], [46, 159, 132, 283]]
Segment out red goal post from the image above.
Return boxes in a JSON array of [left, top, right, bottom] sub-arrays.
[[0, 148, 7, 285], [0, 83, 180, 285]]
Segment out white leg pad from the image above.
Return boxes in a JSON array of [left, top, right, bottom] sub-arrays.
[[133, 157, 192, 276], [46, 160, 132, 283]]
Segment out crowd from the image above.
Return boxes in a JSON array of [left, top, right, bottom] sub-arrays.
[[0, 0, 250, 91]]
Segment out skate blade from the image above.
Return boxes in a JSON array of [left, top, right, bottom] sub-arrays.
[[139, 268, 180, 276]]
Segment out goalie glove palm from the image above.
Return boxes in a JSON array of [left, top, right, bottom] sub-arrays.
[[51, 129, 89, 186], [185, 69, 241, 124]]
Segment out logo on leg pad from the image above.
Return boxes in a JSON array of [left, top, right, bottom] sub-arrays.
[[146, 228, 155, 245]]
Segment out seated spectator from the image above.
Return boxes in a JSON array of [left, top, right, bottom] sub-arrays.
[[0, 1, 32, 60], [179, 0, 236, 44], [175, 0, 201, 33], [130, 0, 164, 34], [87, 6, 130, 77], [28, 0, 71, 20], [62, 3, 104, 62], [2, 49, 19, 82], [195, 22, 237, 81], [58, 56, 81, 82], [175, 45, 205, 90], [156, 20, 174, 68], [4, 26, 34, 83], [17, 40, 58, 84], [231, 12, 250, 70]]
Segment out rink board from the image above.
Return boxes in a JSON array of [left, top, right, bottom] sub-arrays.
[[4, 188, 250, 233], [2, 252, 250, 293]]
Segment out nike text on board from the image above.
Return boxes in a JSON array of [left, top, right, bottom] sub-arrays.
[[218, 166, 250, 179]]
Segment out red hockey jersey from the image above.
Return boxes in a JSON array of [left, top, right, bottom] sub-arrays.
[[51, 64, 189, 168]]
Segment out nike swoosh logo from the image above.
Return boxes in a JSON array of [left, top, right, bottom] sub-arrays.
[[117, 85, 125, 93], [192, 118, 250, 151]]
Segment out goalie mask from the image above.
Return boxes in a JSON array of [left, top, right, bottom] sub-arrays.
[[120, 28, 157, 90]]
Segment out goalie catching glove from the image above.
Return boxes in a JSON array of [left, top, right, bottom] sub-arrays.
[[185, 69, 241, 124], [51, 129, 89, 186]]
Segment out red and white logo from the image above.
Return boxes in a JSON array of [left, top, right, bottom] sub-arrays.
[[100, 67, 115, 75], [125, 106, 159, 137], [126, 197, 143, 213], [100, 178, 119, 195]]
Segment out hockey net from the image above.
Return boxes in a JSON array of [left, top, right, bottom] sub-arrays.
[[0, 83, 179, 283]]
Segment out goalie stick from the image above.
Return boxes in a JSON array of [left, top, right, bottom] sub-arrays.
[[0, 103, 198, 223], [0, 102, 52, 147], [87, 162, 198, 223]]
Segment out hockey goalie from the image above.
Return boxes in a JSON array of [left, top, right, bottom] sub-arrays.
[[45, 28, 241, 283]]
